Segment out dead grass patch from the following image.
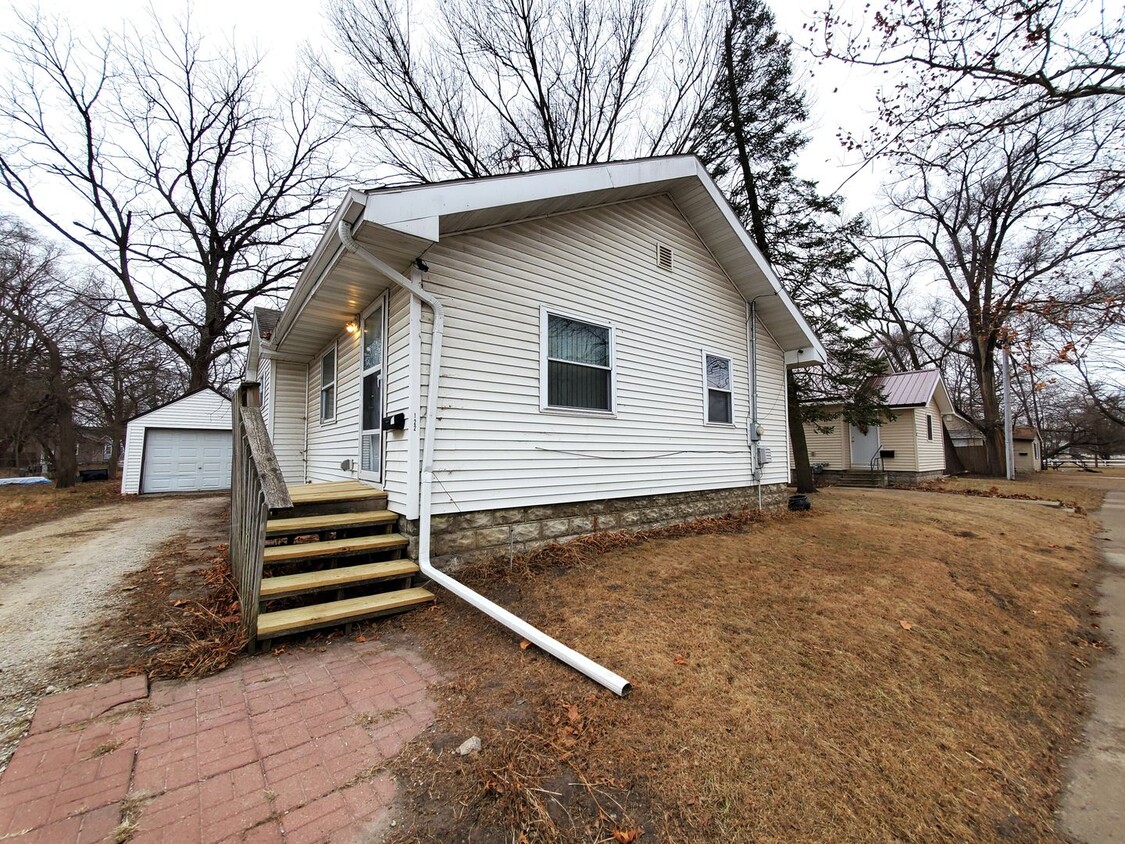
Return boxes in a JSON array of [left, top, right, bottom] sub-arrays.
[[921, 474, 1106, 513], [141, 546, 247, 680], [385, 488, 1101, 843], [0, 481, 120, 536]]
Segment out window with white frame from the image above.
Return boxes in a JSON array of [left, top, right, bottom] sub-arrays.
[[319, 345, 336, 422], [542, 310, 614, 412], [704, 353, 733, 424]]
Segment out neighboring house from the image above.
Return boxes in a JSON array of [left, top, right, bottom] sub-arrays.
[[248, 156, 825, 567], [1012, 425, 1043, 473], [121, 389, 232, 494], [800, 369, 960, 485]]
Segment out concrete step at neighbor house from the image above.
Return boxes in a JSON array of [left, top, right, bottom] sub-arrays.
[[836, 472, 888, 489], [254, 481, 430, 646]]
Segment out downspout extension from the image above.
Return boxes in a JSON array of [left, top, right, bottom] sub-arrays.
[[337, 221, 631, 697]]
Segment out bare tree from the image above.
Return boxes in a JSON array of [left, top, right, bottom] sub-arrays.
[[314, 0, 720, 180], [812, 0, 1125, 154], [882, 105, 1124, 474], [0, 218, 84, 487], [0, 10, 346, 389]]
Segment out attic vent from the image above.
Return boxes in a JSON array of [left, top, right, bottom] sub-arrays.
[[656, 243, 673, 270]]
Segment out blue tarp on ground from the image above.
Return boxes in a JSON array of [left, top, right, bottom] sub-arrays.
[[0, 476, 51, 486]]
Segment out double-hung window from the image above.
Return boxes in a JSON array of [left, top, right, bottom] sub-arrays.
[[703, 353, 733, 424], [319, 345, 337, 423], [542, 309, 614, 413]]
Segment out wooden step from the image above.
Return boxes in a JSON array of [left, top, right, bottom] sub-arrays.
[[266, 510, 397, 538], [256, 587, 435, 637], [285, 481, 385, 505], [264, 533, 408, 564], [260, 560, 419, 600]]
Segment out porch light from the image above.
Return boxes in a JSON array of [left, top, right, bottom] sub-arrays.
[[345, 315, 359, 334]]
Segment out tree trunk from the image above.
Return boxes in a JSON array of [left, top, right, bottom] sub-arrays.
[[788, 371, 817, 493], [107, 425, 122, 481], [53, 394, 77, 489], [974, 347, 1006, 477]]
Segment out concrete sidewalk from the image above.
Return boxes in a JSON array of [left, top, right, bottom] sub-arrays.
[[0, 641, 438, 843], [1060, 487, 1125, 841]]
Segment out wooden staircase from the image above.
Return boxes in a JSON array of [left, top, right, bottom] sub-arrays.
[[255, 481, 434, 646]]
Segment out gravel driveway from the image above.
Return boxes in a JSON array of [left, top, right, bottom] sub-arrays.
[[0, 495, 226, 771]]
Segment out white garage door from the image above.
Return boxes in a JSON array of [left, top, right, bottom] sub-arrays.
[[141, 428, 232, 494]]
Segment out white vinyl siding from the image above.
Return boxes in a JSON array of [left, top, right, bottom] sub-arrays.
[[915, 399, 946, 472], [271, 361, 307, 484], [799, 406, 848, 470], [875, 409, 916, 472], [306, 327, 362, 483], [403, 194, 788, 515], [121, 389, 231, 495], [383, 286, 417, 515]]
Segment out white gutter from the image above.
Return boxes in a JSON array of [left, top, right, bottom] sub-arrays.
[[337, 221, 632, 697]]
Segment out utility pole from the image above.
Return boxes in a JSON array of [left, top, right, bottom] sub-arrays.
[[1002, 344, 1015, 480]]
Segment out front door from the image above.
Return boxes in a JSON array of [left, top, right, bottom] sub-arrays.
[[850, 423, 881, 469], [358, 302, 384, 483]]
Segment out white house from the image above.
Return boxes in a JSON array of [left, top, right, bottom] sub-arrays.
[[121, 388, 232, 494], [249, 156, 824, 566]]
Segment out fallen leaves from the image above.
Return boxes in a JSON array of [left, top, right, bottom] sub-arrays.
[[519, 639, 531, 650], [673, 654, 689, 665], [612, 828, 642, 843], [899, 620, 914, 631]]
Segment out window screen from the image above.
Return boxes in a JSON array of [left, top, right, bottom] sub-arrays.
[[706, 355, 733, 424], [546, 314, 612, 411]]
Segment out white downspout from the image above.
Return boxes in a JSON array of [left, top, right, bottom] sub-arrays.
[[337, 222, 631, 697], [748, 301, 762, 510]]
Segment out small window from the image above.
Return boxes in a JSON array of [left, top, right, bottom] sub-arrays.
[[542, 310, 614, 412], [926, 414, 933, 440], [319, 345, 336, 422], [704, 353, 733, 424]]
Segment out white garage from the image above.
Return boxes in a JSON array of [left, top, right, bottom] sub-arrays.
[[121, 388, 233, 495]]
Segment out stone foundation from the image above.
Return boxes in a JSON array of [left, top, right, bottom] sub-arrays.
[[886, 469, 946, 486], [399, 483, 789, 570]]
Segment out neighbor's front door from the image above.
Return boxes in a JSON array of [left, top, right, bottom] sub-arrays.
[[849, 423, 881, 469], [358, 302, 384, 483]]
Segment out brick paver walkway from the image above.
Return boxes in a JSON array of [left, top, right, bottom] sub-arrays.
[[0, 641, 438, 843]]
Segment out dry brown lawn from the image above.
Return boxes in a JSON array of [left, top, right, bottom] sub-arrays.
[[0, 480, 120, 536], [384, 486, 1104, 843], [923, 473, 1107, 513]]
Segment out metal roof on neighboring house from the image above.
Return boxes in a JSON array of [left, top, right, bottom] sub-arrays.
[[869, 369, 944, 408]]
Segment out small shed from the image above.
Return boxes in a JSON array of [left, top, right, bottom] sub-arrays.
[[1012, 425, 1043, 473], [121, 389, 232, 494]]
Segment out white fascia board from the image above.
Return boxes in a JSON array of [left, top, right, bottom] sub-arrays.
[[272, 190, 367, 348], [690, 159, 826, 363], [785, 348, 828, 368], [362, 156, 700, 225], [364, 212, 441, 242]]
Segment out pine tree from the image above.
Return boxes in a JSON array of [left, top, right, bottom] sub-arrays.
[[694, 0, 886, 493]]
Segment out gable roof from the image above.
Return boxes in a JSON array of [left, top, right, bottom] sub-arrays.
[[1012, 425, 1040, 441], [271, 156, 824, 365], [869, 369, 957, 415], [253, 307, 281, 340], [126, 387, 229, 425]]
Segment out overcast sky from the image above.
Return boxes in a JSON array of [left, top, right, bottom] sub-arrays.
[[0, 0, 887, 219]]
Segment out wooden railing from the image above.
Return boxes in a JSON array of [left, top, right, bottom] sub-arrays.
[[231, 382, 292, 650]]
